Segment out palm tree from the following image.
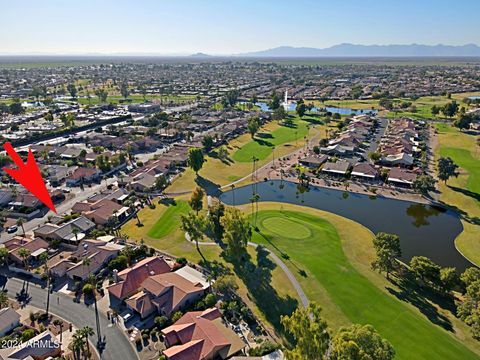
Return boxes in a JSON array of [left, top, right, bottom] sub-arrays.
[[16, 218, 26, 237], [230, 184, 235, 206], [250, 193, 260, 227], [80, 326, 95, 357], [251, 156, 258, 181], [272, 145, 276, 168], [72, 227, 79, 243], [87, 274, 102, 347], [53, 319, 64, 348], [71, 332, 85, 360], [17, 248, 31, 270], [39, 252, 51, 317]]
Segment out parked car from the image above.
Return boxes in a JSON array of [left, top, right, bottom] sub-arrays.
[[7, 225, 18, 233]]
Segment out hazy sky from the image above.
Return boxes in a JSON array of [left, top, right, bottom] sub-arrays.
[[1, 0, 479, 55]]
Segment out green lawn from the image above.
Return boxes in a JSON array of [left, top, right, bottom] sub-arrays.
[[147, 200, 190, 238], [435, 123, 480, 265], [251, 209, 479, 360], [233, 118, 309, 162]]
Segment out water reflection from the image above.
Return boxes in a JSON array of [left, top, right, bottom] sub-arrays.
[[220, 180, 470, 270], [406, 204, 441, 228]]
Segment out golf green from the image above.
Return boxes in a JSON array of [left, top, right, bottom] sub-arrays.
[[252, 209, 478, 360]]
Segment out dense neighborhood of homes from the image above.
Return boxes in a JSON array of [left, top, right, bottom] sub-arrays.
[[0, 58, 479, 360]]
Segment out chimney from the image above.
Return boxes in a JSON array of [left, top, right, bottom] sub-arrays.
[[113, 269, 118, 283]]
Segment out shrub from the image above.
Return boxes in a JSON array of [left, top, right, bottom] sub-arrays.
[[249, 341, 280, 356], [21, 329, 36, 342], [154, 316, 169, 329], [171, 311, 183, 323], [204, 293, 217, 307]]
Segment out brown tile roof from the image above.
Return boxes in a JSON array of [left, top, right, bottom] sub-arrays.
[[162, 308, 245, 360], [107, 257, 171, 300]]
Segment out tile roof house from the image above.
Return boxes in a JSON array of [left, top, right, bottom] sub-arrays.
[[0, 307, 21, 337], [162, 308, 246, 360], [126, 272, 207, 318], [9, 194, 42, 210], [66, 167, 101, 187], [72, 198, 130, 227], [108, 256, 173, 302], [49, 239, 122, 281], [4, 237, 50, 267]]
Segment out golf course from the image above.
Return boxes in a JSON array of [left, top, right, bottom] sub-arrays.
[[435, 123, 480, 266]]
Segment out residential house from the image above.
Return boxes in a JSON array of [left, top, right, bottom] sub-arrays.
[[125, 270, 208, 319], [0, 330, 61, 360], [72, 198, 130, 228], [108, 256, 173, 305], [299, 155, 328, 169], [162, 308, 246, 360], [4, 237, 49, 268], [34, 216, 95, 245], [387, 167, 419, 187], [351, 163, 379, 180], [49, 239, 122, 281], [321, 160, 351, 177], [0, 308, 21, 337], [66, 167, 101, 187]]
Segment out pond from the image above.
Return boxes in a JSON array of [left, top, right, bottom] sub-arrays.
[[220, 180, 472, 270], [246, 101, 378, 116], [468, 96, 480, 100]]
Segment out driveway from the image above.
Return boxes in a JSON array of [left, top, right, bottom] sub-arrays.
[[2, 276, 138, 360]]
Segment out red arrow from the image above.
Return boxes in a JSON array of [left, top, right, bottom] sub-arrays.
[[2, 142, 57, 213]]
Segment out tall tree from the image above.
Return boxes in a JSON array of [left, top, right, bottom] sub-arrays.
[[18, 248, 31, 270], [330, 324, 395, 360], [120, 82, 129, 100], [247, 116, 260, 139], [280, 302, 330, 360], [412, 174, 436, 195], [187, 147, 205, 175], [39, 252, 51, 317], [296, 98, 307, 118], [180, 212, 206, 260], [67, 83, 77, 99], [189, 187, 204, 214], [371, 232, 401, 279], [220, 207, 251, 260], [202, 135, 215, 152], [16, 218, 26, 236], [458, 280, 480, 340], [409, 256, 441, 287], [437, 157, 459, 184]]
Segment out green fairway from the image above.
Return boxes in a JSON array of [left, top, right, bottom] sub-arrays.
[[233, 118, 309, 162], [147, 200, 190, 238], [251, 209, 478, 360], [435, 123, 480, 265], [439, 147, 480, 195]]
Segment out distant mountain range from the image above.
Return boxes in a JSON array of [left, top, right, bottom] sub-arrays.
[[238, 44, 480, 57]]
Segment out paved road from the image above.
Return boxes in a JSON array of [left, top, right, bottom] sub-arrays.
[[1, 178, 116, 244], [2, 276, 138, 360]]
